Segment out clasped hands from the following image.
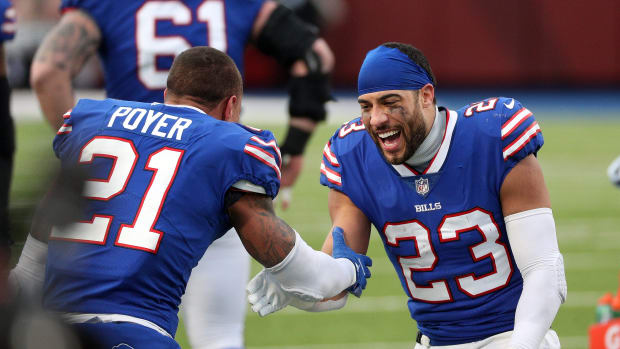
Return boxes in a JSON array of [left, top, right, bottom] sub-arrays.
[[247, 227, 372, 317]]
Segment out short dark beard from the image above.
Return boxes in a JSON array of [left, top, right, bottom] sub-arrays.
[[369, 102, 426, 165], [397, 105, 427, 164]]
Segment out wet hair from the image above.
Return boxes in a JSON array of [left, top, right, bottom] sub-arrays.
[[166, 46, 243, 110]]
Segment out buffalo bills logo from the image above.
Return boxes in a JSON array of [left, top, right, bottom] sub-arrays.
[[415, 178, 429, 196]]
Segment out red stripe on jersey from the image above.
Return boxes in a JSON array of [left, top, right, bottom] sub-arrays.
[[63, 109, 73, 119], [61, 7, 78, 14], [320, 161, 341, 186], [421, 109, 452, 175], [244, 125, 263, 132], [323, 142, 340, 167], [502, 122, 541, 160], [244, 144, 281, 179], [501, 108, 532, 140], [249, 136, 281, 166], [57, 124, 72, 135]]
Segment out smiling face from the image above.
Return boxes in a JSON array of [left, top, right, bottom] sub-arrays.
[[359, 89, 431, 164]]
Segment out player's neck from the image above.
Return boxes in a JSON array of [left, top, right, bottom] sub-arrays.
[[405, 106, 445, 170], [164, 95, 214, 117]]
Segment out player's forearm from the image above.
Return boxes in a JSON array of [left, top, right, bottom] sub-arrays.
[[266, 230, 355, 300], [30, 10, 100, 130], [228, 192, 296, 267], [30, 70, 75, 130], [229, 193, 356, 298], [9, 233, 48, 298], [506, 208, 566, 348], [323, 189, 372, 255], [512, 268, 563, 348]]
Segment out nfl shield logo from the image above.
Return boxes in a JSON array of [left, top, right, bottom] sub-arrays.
[[415, 178, 429, 196]]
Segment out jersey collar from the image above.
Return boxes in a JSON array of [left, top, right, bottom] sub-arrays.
[[391, 107, 457, 177], [153, 102, 207, 114]]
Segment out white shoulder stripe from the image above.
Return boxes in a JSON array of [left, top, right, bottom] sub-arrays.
[[502, 122, 541, 160], [1, 22, 15, 34], [57, 124, 72, 135], [323, 143, 339, 167], [244, 144, 281, 179], [250, 136, 281, 165], [501, 108, 532, 139], [320, 162, 341, 185]]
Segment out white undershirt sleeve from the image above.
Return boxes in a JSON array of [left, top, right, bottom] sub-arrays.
[[505, 208, 567, 349], [9, 234, 48, 298], [231, 180, 267, 194], [266, 231, 356, 301]]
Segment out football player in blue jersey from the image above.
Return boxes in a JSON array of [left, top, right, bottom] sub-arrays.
[[0, 0, 15, 286], [28, 1, 333, 348], [249, 42, 567, 348], [13, 46, 371, 348]]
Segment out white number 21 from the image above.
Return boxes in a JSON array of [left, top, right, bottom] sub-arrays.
[[50, 136, 184, 253]]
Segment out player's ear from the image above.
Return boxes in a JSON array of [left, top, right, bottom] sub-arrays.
[[419, 83, 435, 108], [163, 88, 168, 100], [223, 95, 239, 122]]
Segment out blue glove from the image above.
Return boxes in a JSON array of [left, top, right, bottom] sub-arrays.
[[331, 226, 372, 297]]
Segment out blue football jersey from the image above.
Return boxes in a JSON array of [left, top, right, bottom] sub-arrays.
[[60, 0, 265, 102], [320, 97, 543, 345], [0, 0, 15, 42], [45, 98, 281, 336]]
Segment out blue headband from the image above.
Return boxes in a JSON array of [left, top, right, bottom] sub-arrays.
[[357, 45, 433, 96]]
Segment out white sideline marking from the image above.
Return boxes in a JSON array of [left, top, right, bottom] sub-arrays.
[[263, 291, 598, 318]]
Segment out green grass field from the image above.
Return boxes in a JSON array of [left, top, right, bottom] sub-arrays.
[[9, 115, 620, 349]]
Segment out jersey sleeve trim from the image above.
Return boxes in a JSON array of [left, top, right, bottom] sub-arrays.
[[1, 6, 15, 38], [502, 121, 541, 160], [57, 109, 74, 135], [249, 135, 281, 164], [57, 124, 73, 135], [501, 108, 533, 140], [320, 162, 341, 186], [243, 144, 281, 180], [61, 6, 78, 14], [231, 180, 267, 194], [323, 141, 339, 167], [320, 140, 343, 187]]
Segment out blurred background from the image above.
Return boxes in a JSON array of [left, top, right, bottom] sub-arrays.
[[5, 0, 620, 348]]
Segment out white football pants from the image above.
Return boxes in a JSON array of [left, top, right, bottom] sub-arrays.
[[181, 228, 250, 349], [413, 329, 561, 349]]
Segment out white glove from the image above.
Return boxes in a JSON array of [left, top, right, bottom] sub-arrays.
[[247, 269, 350, 316], [247, 269, 320, 317]]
